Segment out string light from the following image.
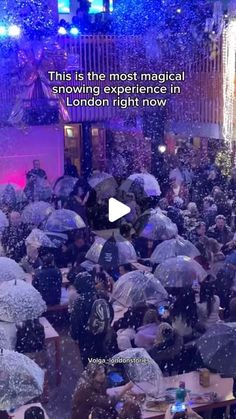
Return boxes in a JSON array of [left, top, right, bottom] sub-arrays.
[[222, 18, 236, 152]]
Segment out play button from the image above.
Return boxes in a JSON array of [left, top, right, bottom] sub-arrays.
[[108, 198, 131, 222]]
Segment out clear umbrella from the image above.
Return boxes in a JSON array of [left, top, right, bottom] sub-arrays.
[[21, 201, 54, 226], [88, 172, 118, 199], [86, 235, 137, 265], [45, 209, 86, 232], [0, 280, 46, 322], [120, 173, 161, 197], [0, 184, 16, 208], [154, 255, 207, 288], [33, 177, 53, 201], [135, 209, 178, 241], [196, 323, 236, 376], [0, 349, 44, 411], [112, 348, 163, 398], [111, 271, 168, 308], [0, 326, 11, 350], [0, 257, 25, 283], [25, 228, 56, 249], [151, 236, 200, 263], [0, 211, 9, 235], [53, 176, 78, 198]]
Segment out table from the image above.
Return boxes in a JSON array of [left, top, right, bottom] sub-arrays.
[[108, 372, 234, 419], [10, 403, 49, 419], [39, 317, 61, 386]]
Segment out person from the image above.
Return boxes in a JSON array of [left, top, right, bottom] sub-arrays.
[[61, 230, 90, 266], [171, 289, 198, 340], [164, 405, 202, 419], [202, 196, 218, 228], [214, 191, 232, 223], [134, 308, 161, 350], [26, 160, 47, 181], [65, 179, 90, 224], [20, 244, 42, 274], [118, 263, 134, 277], [207, 215, 233, 245], [197, 281, 221, 330], [215, 266, 234, 318], [72, 363, 133, 419], [226, 297, 236, 322], [24, 406, 45, 419], [64, 157, 78, 178], [24, 160, 48, 201], [123, 193, 140, 224], [1, 212, 31, 262], [227, 167, 236, 198], [187, 222, 206, 246], [165, 177, 189, 207], [32, 253, 62, 306], [119, 223, 132, 241]]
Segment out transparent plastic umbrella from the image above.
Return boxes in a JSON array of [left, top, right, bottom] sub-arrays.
[[53, 176, 78, 198], [151, 236, 200, 263], [0, 184, 16, 208], [120, 173, 161, 197], [0, 257, 25, 283], [25, 228, 56, 249], [0, 349, 44, 411], [0, 326, 11, 350], [88, 172, 118, 199], [135, 209, 178, 241], [111, 271, 168, 308], [21, 201, 54, 226], [0, 280, 46, 322], [86, 235, 137, 265], [33, 177, 53, 201], [45, 209, 86, 232], [196, 323, 236, 376], [154, 255, 207, 288], [112, 348, 163, 398], [0, 210, 9, 234]]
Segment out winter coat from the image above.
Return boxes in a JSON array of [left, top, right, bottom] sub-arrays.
[[207, 225, 233, 245], [32, 266, 62, 306]]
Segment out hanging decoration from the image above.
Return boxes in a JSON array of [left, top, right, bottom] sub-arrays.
[[215, 148, 232, 177]]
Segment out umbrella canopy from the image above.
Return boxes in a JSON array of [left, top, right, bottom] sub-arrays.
[[53, 176, 78, 198], [120, 173, 161, 198], [150, 236, 200, 263], [0, 349, 44, 411], [111, 271, 168, 308], [88, 171, 118, 199], [0, 280, 46, 322], [0, 184, 16, 208], [0, 257, 25, 283], [21, 201, 54, 226], [44, 231, 68, 248], [86, 235, 137, 269], [135, 209, 178, 241], [112, 348, 163, 397], [0, 210, 9, 234], [0, 325, 11, 350], [25, 228, 56, 249], [33, 177, 53, 201], [154, 255, 207, 288], [44, 209, 86, 232], [196, 323, 236, 376]]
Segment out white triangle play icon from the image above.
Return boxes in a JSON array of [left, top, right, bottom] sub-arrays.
[[108, 198, 131, 222]]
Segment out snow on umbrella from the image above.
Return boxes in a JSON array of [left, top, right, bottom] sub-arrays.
[[25, 228, 56, 249], [86, 235, 137, 267], [88, 171, 118, 199], [0, 326, 11, 350], [0, 257, 25, 283], [0, 211, 9, 234], [33, 177, 53, 201], [44, 231, 68, 248], [154, 255, 207, 288], [150, 236, 200, 263], [111, 271, 168, 308], [112, 348, 163, 398], [44, 209, 86, 232], [21, 201, 54, 226], [120, 173, 161, 197], [0, 280, 46, 322], [0, 349, 44, 411], [135, 209, 178, 241], [0, 184, 16, 208], [53, 176, 78, 198], [196, 323, 236, 376]]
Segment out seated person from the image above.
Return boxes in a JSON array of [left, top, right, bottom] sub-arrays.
[[32, 254, 62, 306], [148, 323, 183, 369], [197, 281, 221, 330], [171, 289, 199, 341]]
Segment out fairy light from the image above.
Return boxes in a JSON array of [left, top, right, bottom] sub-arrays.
[[222, 18, 236, 152]]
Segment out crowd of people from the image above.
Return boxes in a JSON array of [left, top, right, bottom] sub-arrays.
[[1, 151, 236, 419]]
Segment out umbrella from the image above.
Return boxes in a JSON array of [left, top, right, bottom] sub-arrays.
[[33, 177, 53, 201], [120, 173, 161, 198], [44, 209, 86, 232], [0, 210, 9, 234], [86, 235, 137, 269], [154, 255, 207, 288], [0, 325, 11, 350], [25, 228, 56, 249], [0, 184, 16, 208], [0, 280, 46, 322], [112, 348, 163, 398], [88, 171, 118, 199], [111, 271, 168, 308], [196, 323, 236, 376], [135, 209, 178, 241], [53, 176, 78, 198], [0, 257, 25, 283], [0, 349, 44, 411], [44, 231, 68, 248], [21, 201, 54, 226], [150, 236, 200, 263]]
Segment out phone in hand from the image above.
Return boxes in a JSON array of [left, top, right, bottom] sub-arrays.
[[171, 403, 186, 414], [158, 305, 165, 315]]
